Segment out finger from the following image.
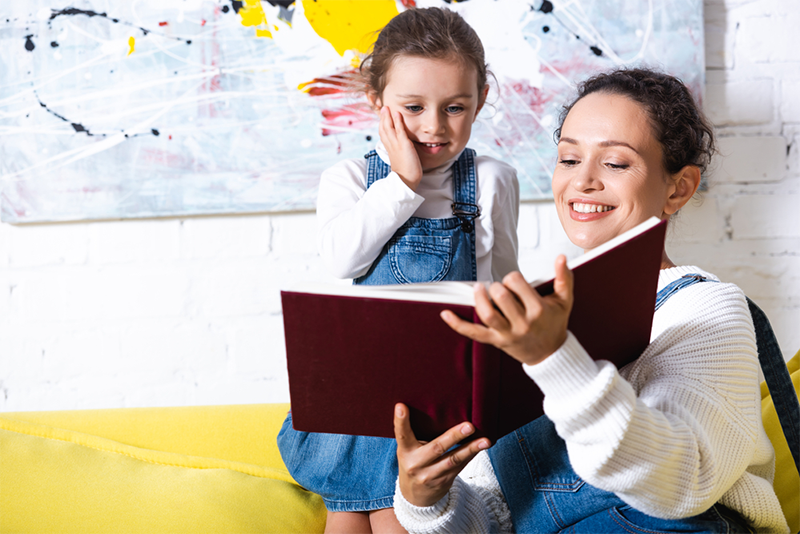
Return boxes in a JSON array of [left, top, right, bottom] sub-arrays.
[[424, 420, 477, 461], [392, 110, 407, 139], [443, 437, 491, 471], [472, 283, 511, 331], [500, 272, 543, 321], [379, 107, 394, 143], [552, 255, 574, 308], [394, 403, 419, 453], [440, 309, 495, 344], [488, 281, 528, 327]]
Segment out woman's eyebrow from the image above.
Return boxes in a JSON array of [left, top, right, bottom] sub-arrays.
[[558, 137, 639, 154]]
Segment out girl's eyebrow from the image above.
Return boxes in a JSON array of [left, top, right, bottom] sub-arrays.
[[395, 93, 475, 99], [559, 137, 640, 154]]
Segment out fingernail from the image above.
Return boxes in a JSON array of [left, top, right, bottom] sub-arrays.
[[478, 440, 489, 450], [396, 405, 404, 418], [461, 423, 473, 434]]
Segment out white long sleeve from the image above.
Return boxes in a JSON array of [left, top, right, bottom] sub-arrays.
[[316, 143, 519, 281], [394, 266, 789, 534]]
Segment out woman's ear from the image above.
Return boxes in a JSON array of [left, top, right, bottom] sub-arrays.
[[475, 84, 489, 118], [664, 165, 702, 216], [366, 90, 382, 112]]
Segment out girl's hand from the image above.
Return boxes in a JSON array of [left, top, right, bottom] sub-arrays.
[[379, 106, 423, 191], [442, 256, 574, 366], [394, 403, 491, 507]]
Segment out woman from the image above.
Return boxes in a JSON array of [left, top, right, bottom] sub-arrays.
[[390, 68, 790, 533]]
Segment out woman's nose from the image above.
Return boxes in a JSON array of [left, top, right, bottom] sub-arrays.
[[572, 163, 603, 192]]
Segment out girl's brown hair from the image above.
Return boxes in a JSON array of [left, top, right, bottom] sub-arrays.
[[359, 7, 488, 99]]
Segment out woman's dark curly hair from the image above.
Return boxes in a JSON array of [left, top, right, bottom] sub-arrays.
[[555, 68, 715, 175]]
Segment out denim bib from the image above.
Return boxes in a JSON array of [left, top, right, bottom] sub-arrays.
[[354, 148, 479, 285], [487, 274, 758, 533]]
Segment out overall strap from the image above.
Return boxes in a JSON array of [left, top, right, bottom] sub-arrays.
[[657, 274, 800, 472], [747, 298, 800, 472], [450, 149, 481, 233], [363, 150, 391, 189]]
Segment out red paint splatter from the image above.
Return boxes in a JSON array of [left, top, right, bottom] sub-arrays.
[[298, 72, 355, 96], [201, 19, 207, 26], [400, 0, 416, 7], [168, 134, 172, 140], [320, 104, 375, 136], [159, 21, 168, 26]]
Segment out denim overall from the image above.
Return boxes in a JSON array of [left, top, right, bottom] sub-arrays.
[[277, 148, 481, 512], [487, 273, 797, 533]]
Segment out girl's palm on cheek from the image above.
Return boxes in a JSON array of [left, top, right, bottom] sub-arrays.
[[379, 107, 423, 190]]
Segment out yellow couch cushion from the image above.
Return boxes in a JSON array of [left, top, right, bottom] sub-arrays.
[[761, 350, 800, 534], [0, 403, 326, 533]]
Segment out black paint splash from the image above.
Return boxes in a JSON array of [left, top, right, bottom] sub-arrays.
[[230, 1, 244, 13], [24, 35, 35, 51], [50, 40, 59, 47], [35, 92, 161, 139], [46, 7, 193, 45], [534, 0, 605, 59]]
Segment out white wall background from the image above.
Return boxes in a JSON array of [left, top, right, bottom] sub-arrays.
[[1, 0, 798, 412]]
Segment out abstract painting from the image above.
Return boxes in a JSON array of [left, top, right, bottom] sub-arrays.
[[0, 0, 704, 223]]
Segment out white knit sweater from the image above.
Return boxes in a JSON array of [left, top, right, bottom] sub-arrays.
[[394, 266, 790, 533]]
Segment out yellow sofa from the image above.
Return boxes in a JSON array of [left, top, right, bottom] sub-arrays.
[[1, 351, 798, 533]]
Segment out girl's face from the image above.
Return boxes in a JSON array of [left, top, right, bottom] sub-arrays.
[[370, 55, 487, 171], [552, 92, 678, 251]]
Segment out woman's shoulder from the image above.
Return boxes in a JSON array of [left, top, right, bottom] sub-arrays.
[[657, 266, 749, 314]]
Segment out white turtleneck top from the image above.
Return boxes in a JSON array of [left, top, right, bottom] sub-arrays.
[[393, 266, 790, 534], [316, 142, 520, 282]]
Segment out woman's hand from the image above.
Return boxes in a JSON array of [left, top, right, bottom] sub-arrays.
[[442, 255, 574, 366], [394, 403, 490, 508], [379, 106, 423, 191]]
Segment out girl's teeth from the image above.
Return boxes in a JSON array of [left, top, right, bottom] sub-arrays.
[[572, 203, 614, 213]]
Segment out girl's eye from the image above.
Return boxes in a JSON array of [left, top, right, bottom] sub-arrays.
[[405, 105, 423, 113], [446, 105, 464, 113]]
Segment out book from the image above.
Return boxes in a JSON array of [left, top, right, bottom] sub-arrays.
[[281, 217, 667, 442]]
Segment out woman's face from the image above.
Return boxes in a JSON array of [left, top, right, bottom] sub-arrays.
[[552, 92, 675, 251]]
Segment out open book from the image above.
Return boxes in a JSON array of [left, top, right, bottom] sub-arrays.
[[281, 217, 667, 442]]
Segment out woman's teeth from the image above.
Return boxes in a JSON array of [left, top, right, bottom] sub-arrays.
[[572, 203, 614, 213]]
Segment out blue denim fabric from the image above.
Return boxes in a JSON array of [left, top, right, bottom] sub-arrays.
[[354, 148, 479, 284], [277, 149, 479, 512], [487, 274, 755, 533]]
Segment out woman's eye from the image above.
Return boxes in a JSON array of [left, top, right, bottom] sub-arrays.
[[559, 159, 578, 167], [446, 105, 464, 113], [405, 105, 423, 113], [606, 162, 629, 170]]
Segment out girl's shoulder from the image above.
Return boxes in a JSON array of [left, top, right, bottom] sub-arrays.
[[320, 157, 369, 188], [473, 154, 519, 191]]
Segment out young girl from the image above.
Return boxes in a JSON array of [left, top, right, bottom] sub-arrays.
[[391, 68, 790, 533], [277, 7, 520, 532]]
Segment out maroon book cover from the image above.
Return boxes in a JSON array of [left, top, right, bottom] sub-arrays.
[[282, 218, 667, 442]]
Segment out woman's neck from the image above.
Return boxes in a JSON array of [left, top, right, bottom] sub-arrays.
[[661, 250, 676, 270]]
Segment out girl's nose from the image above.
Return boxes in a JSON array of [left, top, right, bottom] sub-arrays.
[[422, 111, 446, 135]]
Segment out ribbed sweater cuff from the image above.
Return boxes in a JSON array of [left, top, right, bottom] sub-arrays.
[[523, 331, 600, 398]]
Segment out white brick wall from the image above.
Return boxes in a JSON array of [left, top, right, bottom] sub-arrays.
[[1, 0, 798, 412]]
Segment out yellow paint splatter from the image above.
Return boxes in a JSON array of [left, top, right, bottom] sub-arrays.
[[238, 0, 272, 37], [127, 36, 135, 56], [302, 0, 399, 57]]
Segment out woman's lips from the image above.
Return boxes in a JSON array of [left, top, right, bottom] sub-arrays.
[[569, 201, 616, 221]]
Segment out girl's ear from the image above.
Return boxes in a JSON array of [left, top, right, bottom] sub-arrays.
[[366, 90, 382, 112], [663, 165, 702, 216], [475, 84, 489, 118]]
